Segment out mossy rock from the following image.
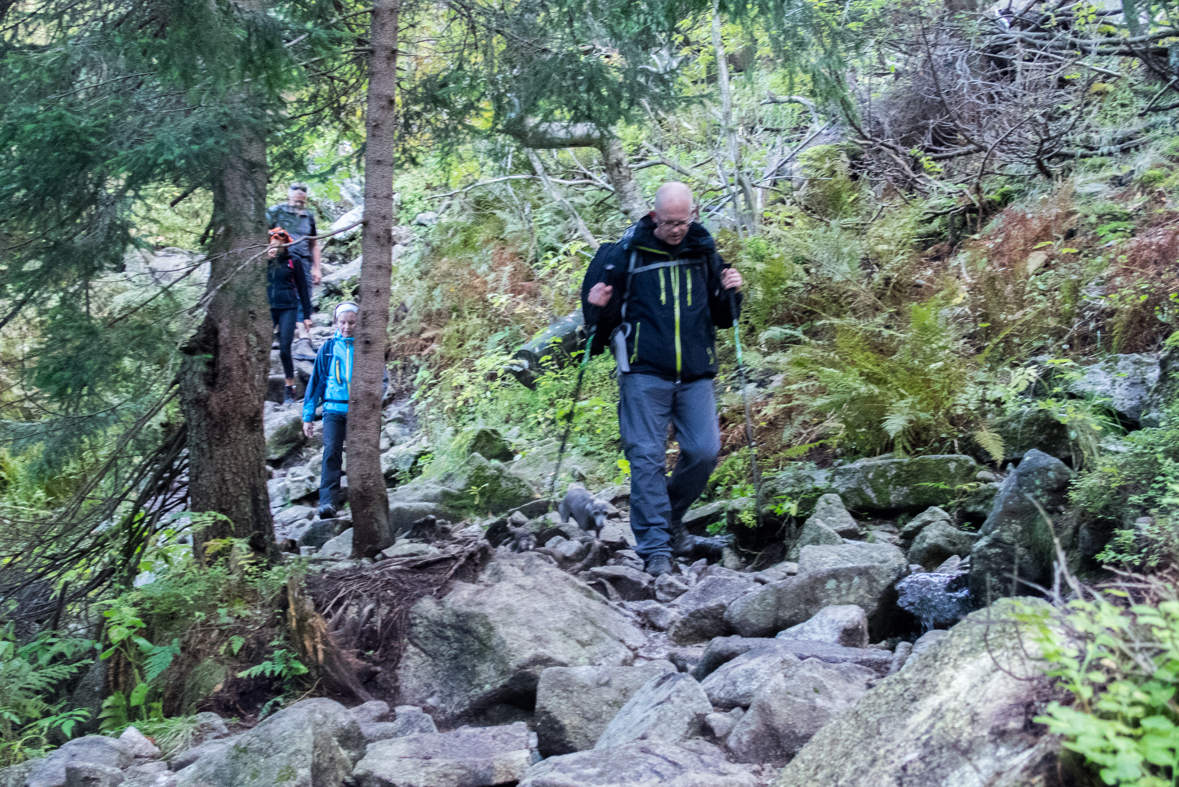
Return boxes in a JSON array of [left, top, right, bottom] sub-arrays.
[[828, 455, 982, 515], [436, 453, 537, 515], [454, 428, 515, 463]]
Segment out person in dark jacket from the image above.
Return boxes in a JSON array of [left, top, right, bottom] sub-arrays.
[[580, 182, 743, 577], [267, 183, 321, 339], [267, 227, 313, 405]]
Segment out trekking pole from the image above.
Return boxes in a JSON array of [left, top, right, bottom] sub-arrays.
[[729, 288, 764, 529], [548, 311, 596, 510]]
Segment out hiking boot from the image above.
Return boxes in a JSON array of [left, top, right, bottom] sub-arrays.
[[668, 519, 695, 556], [645, 554, 673, 577], [318, 505, 336, 519], [283, 385, 297, 405]]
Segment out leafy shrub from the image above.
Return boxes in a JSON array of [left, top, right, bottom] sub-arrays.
[[779, 297, 976, 456], [1018, 576, 1179, 786], [0, 628, 95, 765], [1072, 409, 1179, 556]]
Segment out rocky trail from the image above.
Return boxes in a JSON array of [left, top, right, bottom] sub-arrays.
[[10, 251, 1161, 786]]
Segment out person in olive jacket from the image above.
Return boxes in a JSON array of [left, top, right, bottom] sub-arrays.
[[580, 182, 743, 577]]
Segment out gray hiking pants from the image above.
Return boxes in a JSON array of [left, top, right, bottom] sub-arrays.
[[618, 373, 720, 562]]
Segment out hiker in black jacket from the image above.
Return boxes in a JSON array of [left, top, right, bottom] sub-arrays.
[[580, 182, 743, 577], [267, 227, 314, 405]]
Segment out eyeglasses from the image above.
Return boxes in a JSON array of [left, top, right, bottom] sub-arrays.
[[655, 219, 691, 230]]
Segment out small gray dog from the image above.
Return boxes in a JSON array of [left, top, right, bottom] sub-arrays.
[[558, 485, 609, 538]]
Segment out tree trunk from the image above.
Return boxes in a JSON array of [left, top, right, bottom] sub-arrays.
[[506, 122, 647, 222], [348, 0, 400, 558], [179, 127, 277, 563], [711, 0, 756, 235], [598, 137, 648, 222]]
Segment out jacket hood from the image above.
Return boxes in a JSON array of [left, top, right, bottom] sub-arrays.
[[622, 215, 715, 257]]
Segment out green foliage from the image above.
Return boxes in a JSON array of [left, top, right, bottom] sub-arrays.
[[796, 144, 865, 220], [1018, 584, 1179, 786], [780, 298, 977, 456], [1072, 409, 1179, 547], [0, 628, 96, 765]]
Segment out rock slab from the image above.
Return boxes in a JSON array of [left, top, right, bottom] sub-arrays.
[[774, 600, 1064, 787], [172, 698, 363, 787], [594, 673, 712, 749], [352, 722, 532, 787], [397, 553, 645, 723], [519, 740, 758, 787], [535, 662, 677, 756]]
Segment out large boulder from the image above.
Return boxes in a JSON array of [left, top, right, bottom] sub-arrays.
[[726, 543, 908, 639], [797, 541, 907, 575], [519, 740, 758, 787], [969, 449, 1072, 600], [784, 518, 842, 562], [263, 403, 306, 462], [668, 574, 757, 644], [1064, 353, 1158, 425], [352, 722, 532, 787], [693, 637, 893, 684], [897, 506, 951, 543], [700, 648, 800, 710], [806, 494, 860, 536], [391, 455, 536, 520], [828, 455, 982, 514], [535, 662, 676, 756], [594, 673, 712, 749], [397, 553, 646, 724], [775, 600, 1065, 787], [173, 698, 364, 787], [455, 428, 515, 463], [727, 658, 875, 763], [908, 520, 975, 572], [26, 737, 132, 787], [776, 605, 869, 648]]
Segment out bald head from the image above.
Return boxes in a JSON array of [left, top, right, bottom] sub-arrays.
[[651, 182, 695, 246], [653, 182, 693, 213]]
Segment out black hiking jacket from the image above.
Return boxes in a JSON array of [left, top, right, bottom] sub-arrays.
[[579, 216, 741, 383], [266, 247, 313, 315]]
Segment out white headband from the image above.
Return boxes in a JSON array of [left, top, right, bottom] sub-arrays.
[[335, 302, 359, 318]]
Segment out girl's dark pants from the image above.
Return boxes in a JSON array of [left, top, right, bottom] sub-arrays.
[[271, 308, 297, 379], [320, 412, 347, 509]]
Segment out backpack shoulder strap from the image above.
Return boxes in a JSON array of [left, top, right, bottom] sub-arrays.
[[621, 249, 639, 322]]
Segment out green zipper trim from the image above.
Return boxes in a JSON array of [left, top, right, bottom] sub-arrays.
[[685, 266, 692, 306], [670, 265, 682, 379], [631, 321, 640, 363], [634, 245, 670, 256], [659, 268, 667, 305]]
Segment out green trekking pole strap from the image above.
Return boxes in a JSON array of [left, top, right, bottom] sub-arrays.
[[729, 288, 764, 529]]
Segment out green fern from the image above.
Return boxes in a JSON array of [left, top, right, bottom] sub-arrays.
[[973, 427, 1005, 465]]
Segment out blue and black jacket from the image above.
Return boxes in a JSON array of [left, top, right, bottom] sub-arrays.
[[303, 333, 389, 422], [580, 215, 741, 383]]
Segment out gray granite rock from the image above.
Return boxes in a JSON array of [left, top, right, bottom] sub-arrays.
[[594, 673, 712, 749], [536, 662, 677, 756], [352, 723, 532, 787]]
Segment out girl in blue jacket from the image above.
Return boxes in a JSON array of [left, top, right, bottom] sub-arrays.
[[302, 302, 358, 518]]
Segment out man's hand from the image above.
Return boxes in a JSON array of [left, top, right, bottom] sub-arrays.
[[267, 246, 278, 259], [303, 319, 313, 335], [588, 283, 613, 307], [302, 421, 314, 439], [721, 268, 743, 292], [311, 265, 322, 285]]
